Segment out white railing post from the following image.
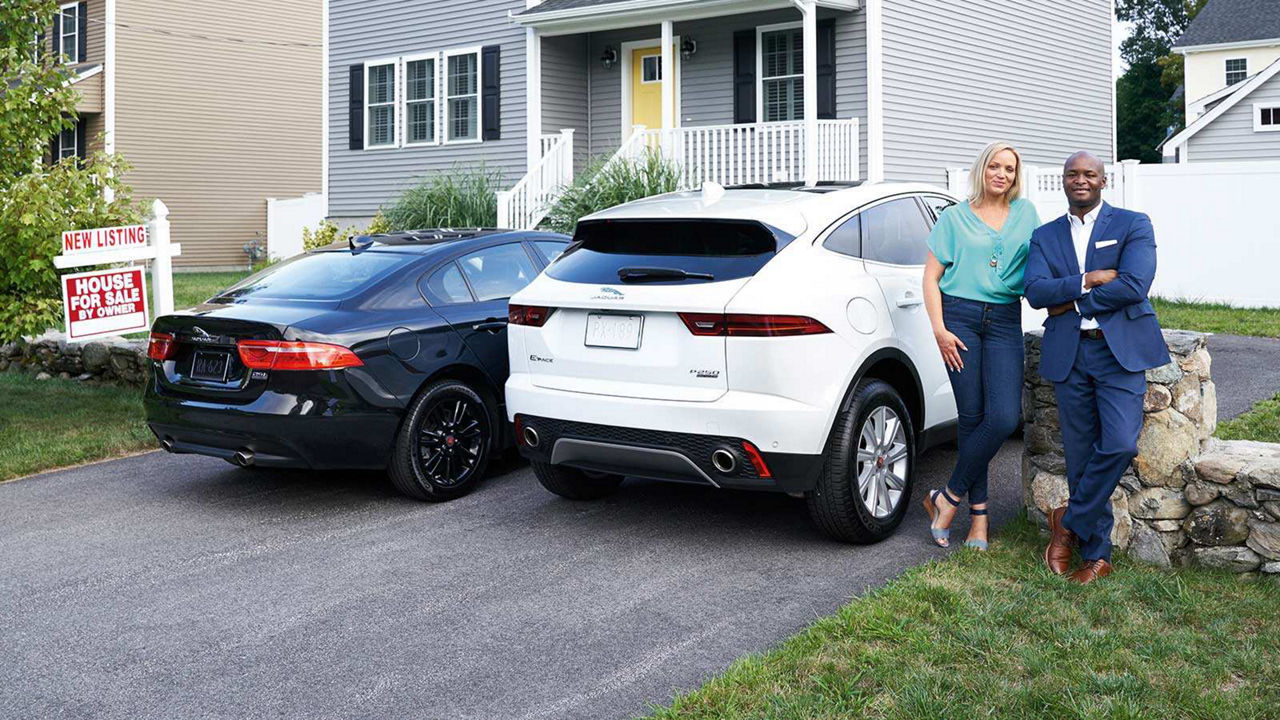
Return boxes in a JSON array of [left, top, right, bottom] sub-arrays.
[[852, 117, 861, 181], [1119, 158, 1140, 209], [496, 190, 512, 229], [560, 128, 575, 184], [150, 199, 174, 317], [801, 0, 818, 186], [1023, 164, 1039, 204], [946, 167, 965, 195]]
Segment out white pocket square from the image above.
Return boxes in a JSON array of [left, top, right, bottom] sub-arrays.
[[1095, 239, 1118, 248]]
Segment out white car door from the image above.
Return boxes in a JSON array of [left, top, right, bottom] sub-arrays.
[[860, 196, 957, 432]]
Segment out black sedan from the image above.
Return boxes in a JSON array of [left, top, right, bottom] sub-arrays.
[[144, 229, 569, 501]]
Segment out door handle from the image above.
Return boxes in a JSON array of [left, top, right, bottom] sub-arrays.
[[472, 319, 508, 333], [896, 292, 923, 308]]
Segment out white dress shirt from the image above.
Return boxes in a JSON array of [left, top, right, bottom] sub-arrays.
[[1068, 204, 1102, 331]]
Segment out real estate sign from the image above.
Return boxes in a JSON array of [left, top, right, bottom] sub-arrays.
[[61, 267, 150, 341], [61, 224, 150, 255]]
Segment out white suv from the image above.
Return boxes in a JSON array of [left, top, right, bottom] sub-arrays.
[[505, 183, 959, 542]]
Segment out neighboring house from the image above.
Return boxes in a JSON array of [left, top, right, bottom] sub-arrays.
[[327, 0, 1115, 229], [45, 1, 322, 269]]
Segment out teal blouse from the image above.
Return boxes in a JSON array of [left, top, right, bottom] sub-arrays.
[[926, 197, 1040, 304]]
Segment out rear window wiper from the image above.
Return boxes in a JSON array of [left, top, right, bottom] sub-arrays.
[[617, 266, 714, 282]]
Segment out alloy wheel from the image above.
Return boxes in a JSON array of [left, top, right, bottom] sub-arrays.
[[414, 396, 485, 488], [855, 405, 908, 518]]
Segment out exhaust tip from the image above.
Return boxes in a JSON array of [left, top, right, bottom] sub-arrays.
[[160, 437, 175, 453], [232, 449, 255, 467], [711, 448, 737, 474], [522, 426, 541, 449]]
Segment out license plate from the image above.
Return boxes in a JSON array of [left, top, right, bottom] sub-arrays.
[[190, 350, 231, 382], [584, 313, 644, 349]]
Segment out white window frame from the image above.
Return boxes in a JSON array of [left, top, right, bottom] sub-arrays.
[[1225, 58, 1248, 86], [443, 46, 483, 145], [1254, 103, 1280, 132], [402, 51, 440, 147], [756, 21, 804, 125], [363, 56, 400, 150], [59, 122, 78, 160], [59, 1, 79, 64]]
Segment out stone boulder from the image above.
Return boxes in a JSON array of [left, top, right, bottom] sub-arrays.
[[1183, 502, 1250, 546]]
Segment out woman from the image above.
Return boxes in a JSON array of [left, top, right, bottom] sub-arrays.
[[921, 141, 1039, 550]]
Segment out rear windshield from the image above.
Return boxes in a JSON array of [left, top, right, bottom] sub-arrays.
[[546, 219, 791, 285], [213, 251, 417, 302]]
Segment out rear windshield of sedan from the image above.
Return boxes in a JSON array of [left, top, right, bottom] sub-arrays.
[[213, 251, 417, 301], [546, 219, 792, 285]]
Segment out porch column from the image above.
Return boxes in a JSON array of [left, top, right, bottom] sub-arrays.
[[526, 27, 542, 172], [800, 1, 818, 186], [661, 20, 675, 132]]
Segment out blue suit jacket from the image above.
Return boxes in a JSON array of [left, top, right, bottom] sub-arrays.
[[1024, 202, 1171, 382]]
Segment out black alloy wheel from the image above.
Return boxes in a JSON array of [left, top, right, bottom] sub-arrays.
[[389, 379, 494, 501]]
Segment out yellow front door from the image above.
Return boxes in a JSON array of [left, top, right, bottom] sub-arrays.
[[630, 47, 671, 129]]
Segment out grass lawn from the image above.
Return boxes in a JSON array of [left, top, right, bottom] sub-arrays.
[[1217, 393, 1280, 444], [172, 270, 254, 310], [0, 372, 154, 482], [646, 518, 1280, 720], [1152, 297, 1280, 338]]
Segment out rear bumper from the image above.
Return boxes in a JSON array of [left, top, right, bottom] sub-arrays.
[[515, 413, 825, 493], [144, 383, 402, 470]]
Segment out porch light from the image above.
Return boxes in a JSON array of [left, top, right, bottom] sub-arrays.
[[681, 37, 697, 61], [600, 45, 618, 70]]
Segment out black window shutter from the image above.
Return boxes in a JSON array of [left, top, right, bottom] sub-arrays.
[[75, 119, 87, 161], [348, 64, 364, 150], [481, 45, 501, 141], [77, 2, 87, 61], [817, 19, 836, 120], [49, 133, 60, 164], [733, 30, 756, 124], [51, 13, 60, 58]]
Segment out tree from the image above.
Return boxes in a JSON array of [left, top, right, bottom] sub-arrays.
[[1114, 0, 1209, 161], [0, 0, 139, 342]]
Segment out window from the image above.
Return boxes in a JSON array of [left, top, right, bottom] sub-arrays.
[[759, 26, 803, 122], [366, 61, 397, 148], [1255, 104, 1280, 132], [59, 2, 78, 63], [58, 123, 77, 160], [446, 50, 480, 142], [405, 57, 436, 145], [920, 195, 957, 223], [421, 262, 473, 305], [457, 244, 538, 301], [533, 240, 567, 264], [861, 198, 932, 266], [641, 54, 662, 83], [1226, 58, 1248, 86], [823, 215, 861, 257], [216, 252, 417, 301]]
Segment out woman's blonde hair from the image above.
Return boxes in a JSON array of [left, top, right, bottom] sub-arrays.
[[968, 141, 1024, 204]]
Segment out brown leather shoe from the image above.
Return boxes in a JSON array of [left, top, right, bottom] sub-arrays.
[[1069, 559, 1113, 584], [1044, 505, 1076, 576]]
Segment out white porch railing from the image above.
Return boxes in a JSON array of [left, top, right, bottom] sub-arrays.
[[540, 133, 561, 158], [496, 128, 574, 230], [618, 118, 861, 189], [946, 163, 1124, 221]]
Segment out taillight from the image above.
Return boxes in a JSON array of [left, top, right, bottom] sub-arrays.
[[509, 304, 554, 327], [678, 313, 831, 337], [236, 340, 364, 371], [147, 332, 176, 361], [741, 441, 772, 478]]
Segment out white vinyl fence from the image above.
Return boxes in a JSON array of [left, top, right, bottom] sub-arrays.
[[266, 192, 327, 261], [948, 160, 1280, 308]]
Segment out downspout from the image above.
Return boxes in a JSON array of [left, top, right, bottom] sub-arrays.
[[103, 0, 116, 201], [865, 0, 884, 182], [322, 0, 329, 215]]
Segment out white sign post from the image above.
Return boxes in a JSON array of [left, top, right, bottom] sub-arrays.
[[54, 198, 181, 341]]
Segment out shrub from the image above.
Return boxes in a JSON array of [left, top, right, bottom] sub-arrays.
[[300, 211, 391, 251], [542, 149, 682, 235], [384, 164, 504, 230]]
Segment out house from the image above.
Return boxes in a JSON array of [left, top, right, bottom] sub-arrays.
[[1162, 0, 1280, 163], [45, 1, 322, 269], [327, 0, 1115, 229]]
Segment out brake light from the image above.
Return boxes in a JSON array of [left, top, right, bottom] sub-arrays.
[[509, 304, 554, 327], [741, 441, 772, 478], [147, 332, 176, 361], [678, 313, 831, 337], [236, 340, 364, 370]]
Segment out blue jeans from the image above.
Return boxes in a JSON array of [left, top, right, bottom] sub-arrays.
[[941, 294, 1023, 506]]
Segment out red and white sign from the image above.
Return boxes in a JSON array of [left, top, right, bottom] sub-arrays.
[[61, 224, 149, 255], [61, 267, 150, 341]]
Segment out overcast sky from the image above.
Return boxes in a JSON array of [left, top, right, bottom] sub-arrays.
[[1114, 19, 1134, 79]]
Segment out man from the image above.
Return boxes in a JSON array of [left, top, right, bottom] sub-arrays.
[[1024, 151, 1170, 584]]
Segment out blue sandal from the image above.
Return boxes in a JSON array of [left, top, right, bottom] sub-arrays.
[[923, 489, 962, 548], [965, 506, 989, 550]]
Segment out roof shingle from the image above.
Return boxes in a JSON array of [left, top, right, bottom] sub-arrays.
[[1174, 0, 1280, 48], [515, 0, 641, 15]]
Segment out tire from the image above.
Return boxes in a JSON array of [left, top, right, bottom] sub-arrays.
[[388, 379, 495, 502], [531, 460, 623, 500], [806, 378, 916, 544]]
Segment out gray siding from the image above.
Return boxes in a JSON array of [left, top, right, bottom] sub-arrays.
[[880, 0, 1114, 185], [1187, 73, 1280, 161], [583, 9, 867, 177], [542, 33, 590, 171], [328, 0, 528, 218]]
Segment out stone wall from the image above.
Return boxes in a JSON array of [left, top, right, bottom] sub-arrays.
[[1, 331, 149, 386], [1023, 330, 1280, 576]]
